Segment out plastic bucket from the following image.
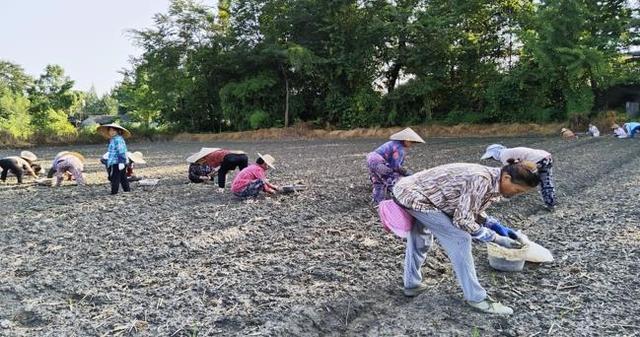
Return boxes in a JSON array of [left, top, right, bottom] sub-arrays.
[[487, 242, 527, 272]]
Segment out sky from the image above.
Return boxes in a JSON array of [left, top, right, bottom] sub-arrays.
[[0, 0, 171, 95]]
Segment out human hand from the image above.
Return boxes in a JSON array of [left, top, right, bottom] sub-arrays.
[[118, 163, 125, 170], [485, 217, 519, 240], [493, 235, 522, 249]]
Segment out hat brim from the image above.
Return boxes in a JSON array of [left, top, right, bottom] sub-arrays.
[[257, 152, 275, 169], [127, 152, 146, 164], [186, 148, 220, 163], [480, 153, 493, 160], [66, 152, 85, 163], [97, 124, 131, 138]]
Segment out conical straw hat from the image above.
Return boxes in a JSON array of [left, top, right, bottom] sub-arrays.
[[64, 151, 85, 163], [186, 147, 220, 163], [20, 150, 37, 162], [257, 152, 276, 169], [126, 151, 146, 164], [389, 128, 425, 143], [97, 123, 131, 138]]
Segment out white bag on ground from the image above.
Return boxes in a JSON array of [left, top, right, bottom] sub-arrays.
[[518, 232, 554, 263]]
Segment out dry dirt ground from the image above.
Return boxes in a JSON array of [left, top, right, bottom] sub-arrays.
[[1, 137, 639, 337]]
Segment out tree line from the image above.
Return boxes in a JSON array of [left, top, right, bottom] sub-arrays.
[[2, 0, 639, 142]]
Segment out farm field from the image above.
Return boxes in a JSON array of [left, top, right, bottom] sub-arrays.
[[1, 137, 639, 336]]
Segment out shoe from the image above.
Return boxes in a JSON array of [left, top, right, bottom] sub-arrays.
[[467, 297, 514, 315], [403, 283, 429, 297]]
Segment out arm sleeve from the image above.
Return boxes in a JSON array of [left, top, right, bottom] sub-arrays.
[[452, 177, 496, 242]]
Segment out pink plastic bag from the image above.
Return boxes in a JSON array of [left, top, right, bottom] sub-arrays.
[[377, 200, 414, 238]]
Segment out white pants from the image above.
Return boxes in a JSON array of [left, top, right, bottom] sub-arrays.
[[404, 210, 487, 302]]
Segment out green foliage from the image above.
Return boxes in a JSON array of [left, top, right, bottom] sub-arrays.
[[219, 74, 280, 130], [249, 110, 271, 129], [37, 108, 78, 139], [3, 0, 634, 141], [0, 91, 34, 140], [83, 86, 118, 115]]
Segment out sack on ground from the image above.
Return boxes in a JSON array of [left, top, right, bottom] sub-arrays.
[[378, 200, 413, 238], [518, 232, 554, 263]]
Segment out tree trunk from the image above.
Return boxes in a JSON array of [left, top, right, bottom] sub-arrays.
[[284, 72, 289, 128]]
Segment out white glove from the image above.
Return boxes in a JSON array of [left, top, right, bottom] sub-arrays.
[[118, 163, 125, 170], [493, 235, 523, 249]]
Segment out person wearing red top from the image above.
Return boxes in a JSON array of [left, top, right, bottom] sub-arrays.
[[199, 149, 248, 190], [231, 153, 279, 198]]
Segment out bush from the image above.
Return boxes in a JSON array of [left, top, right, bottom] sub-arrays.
[[0, 93, 34, 140], [249, 110, 271, 130]]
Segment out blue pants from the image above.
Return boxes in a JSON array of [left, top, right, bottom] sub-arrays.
[[629, 126, 640, 138], [537, 158, 556, 207], [405, 210, 487, 302], [233, 179, 265, 198]]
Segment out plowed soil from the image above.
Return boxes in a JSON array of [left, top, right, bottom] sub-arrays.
[[1, 136, 639, 337]]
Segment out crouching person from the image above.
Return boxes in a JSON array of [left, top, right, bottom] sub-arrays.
[[481, 144, 557, 209], [366, 127, 425, 204], [393, 160, 540, 315], [231, 153, 279, 199], [0, 151, 40, 184], [53, 152, 85, 186]]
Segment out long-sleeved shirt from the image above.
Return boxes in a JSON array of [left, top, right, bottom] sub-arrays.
[[497, 147, 551, 165], [373, 140, 406, 170], [231, 164, 268, 193], [614, 127, 627, 138], [393, 163, 502, 241], [106, 135, 128, 166], [201, 149, 230, 168], [624, 122, 640, 135], [55, 155, 85, 186]]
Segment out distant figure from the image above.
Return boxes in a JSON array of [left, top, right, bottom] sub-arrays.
[[587, 124, 600, 137], [53, 152, 85, 187], [101, 151, 146, 182], [481, 144, 557, 210], [97, 123, 131, 195], [231, 153, 279, 199], [611, 124, 627, 138], [560, 128, 577, 140], [0, 151, 40, 184], [366, 127, 425, 204], [47, 151, 71, 179], [622, 122, 640, 138], [187, 147, 249, 191]]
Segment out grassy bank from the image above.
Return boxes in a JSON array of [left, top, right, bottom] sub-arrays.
[[173, 122, 566, 142]]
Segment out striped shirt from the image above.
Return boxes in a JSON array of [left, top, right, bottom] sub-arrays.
[[393, 163, 502, 241]]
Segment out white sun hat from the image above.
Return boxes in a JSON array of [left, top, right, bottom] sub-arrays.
[[389, 127, 425, 143], [126, 151, 146, 164], [20, 150, 37, 162], [480, 144, 506, 160], [186, 147, 221, 163], [257, 152, 276, 169]]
